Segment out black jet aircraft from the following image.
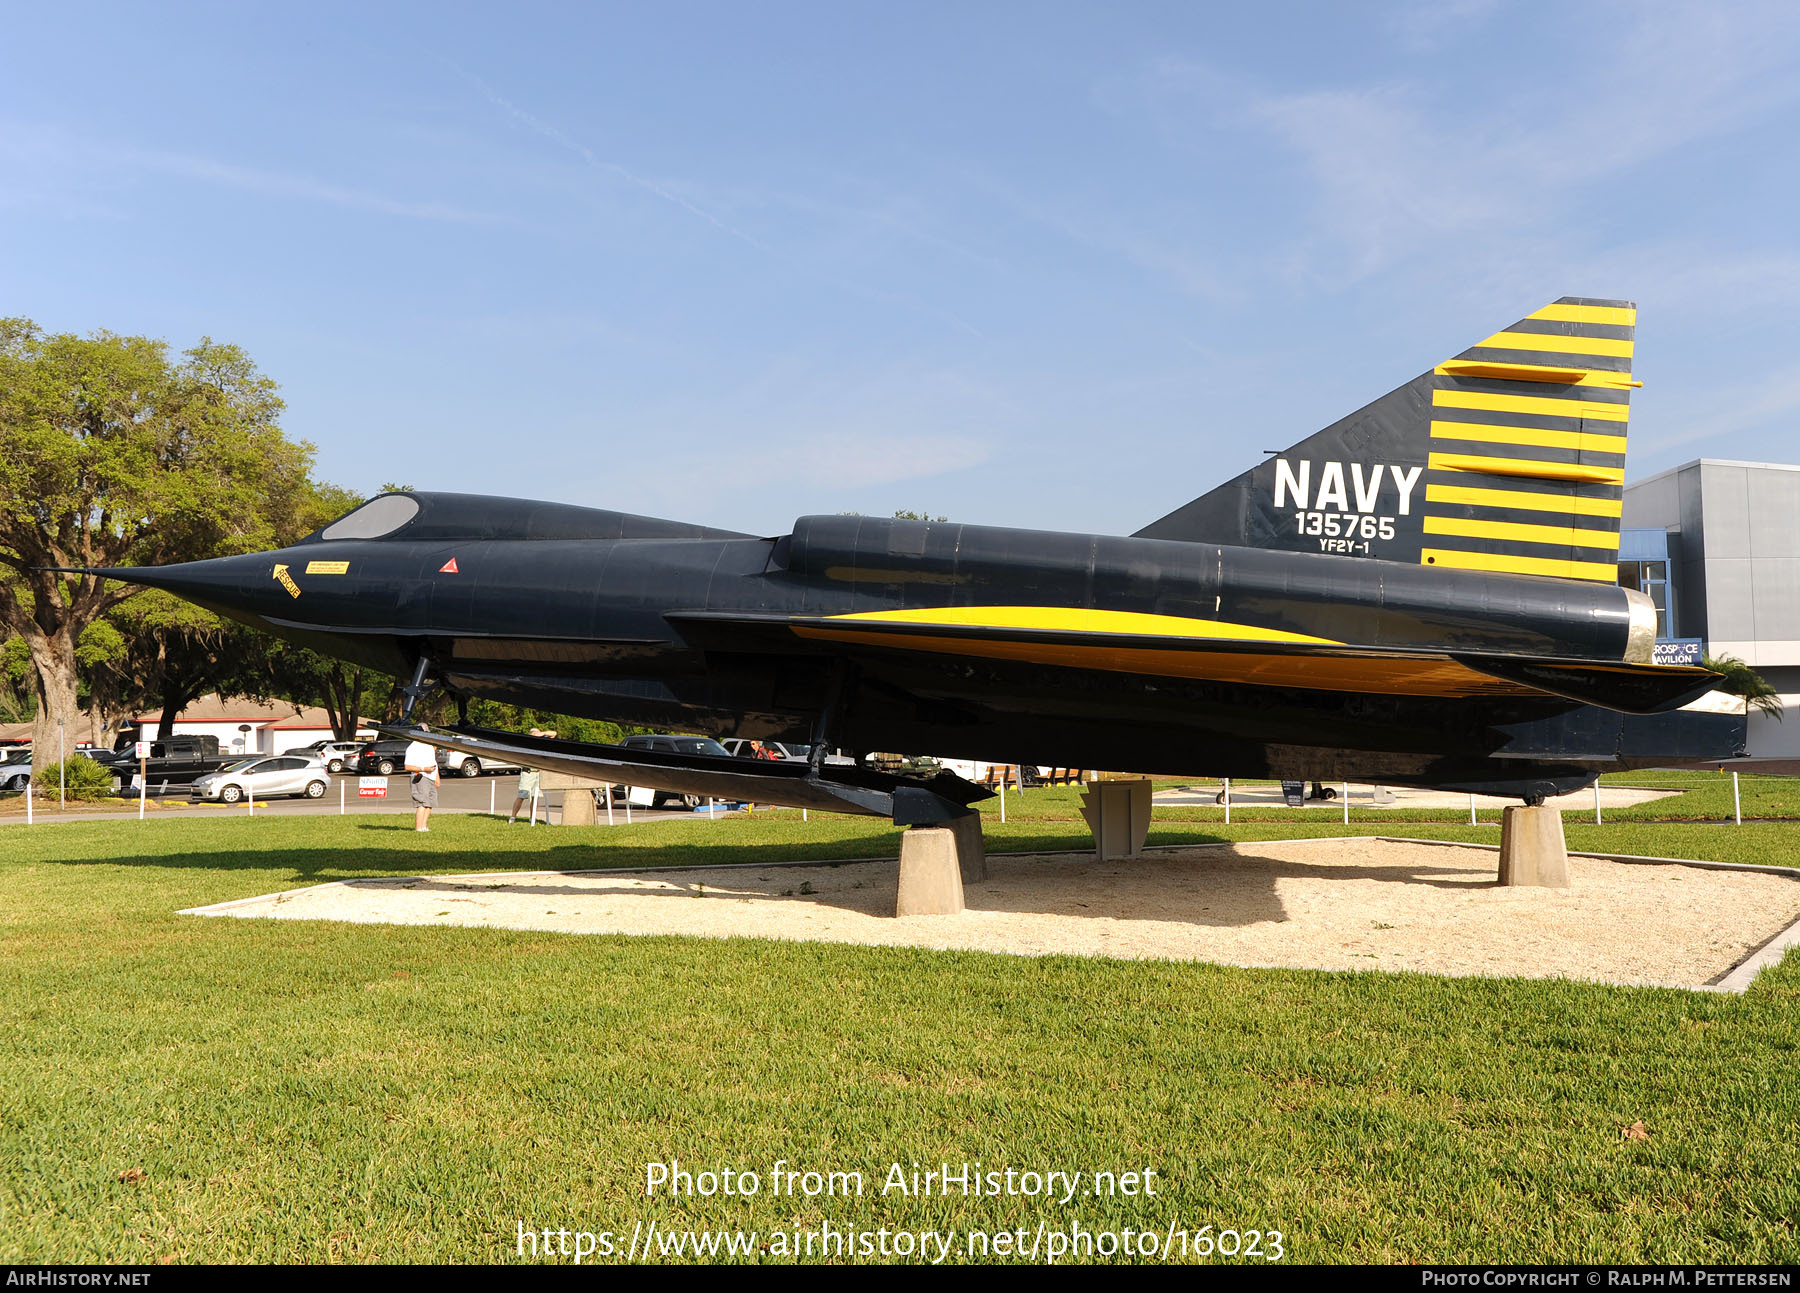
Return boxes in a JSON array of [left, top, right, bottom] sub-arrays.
[[81, 297, 1743, 822]]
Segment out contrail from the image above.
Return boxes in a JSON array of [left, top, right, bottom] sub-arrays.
[[455, 64, 982, 336], [459, 68, 778, 254]]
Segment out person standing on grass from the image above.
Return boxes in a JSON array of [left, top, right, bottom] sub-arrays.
[[405, 724, 440, 832], [510, 767, 542, 823], [509, 728, 554, 823]]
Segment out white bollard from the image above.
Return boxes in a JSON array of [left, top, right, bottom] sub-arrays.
[[708, 796, 715, 818], [1223, 777, 1231, 825], [1343, 782, 1350, 825], [530, 788, 540, 826], [138, 773, 146, 821], [624, 794, 632, 824], [605, 783, 614, 826], [1594, 781, 1602, 826], [802, 808, 808, 822], [1734, 771, 1742, 826], [1470, 793, 1477, 826], [489, 780, 495, 815], [998, 776, 1006, 824], [26, 778, 33, 825]]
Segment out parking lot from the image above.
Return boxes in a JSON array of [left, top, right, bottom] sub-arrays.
[[2, 768, 703, 825]]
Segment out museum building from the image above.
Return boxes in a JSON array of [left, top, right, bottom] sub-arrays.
[[1622, 458, 1800, 761]]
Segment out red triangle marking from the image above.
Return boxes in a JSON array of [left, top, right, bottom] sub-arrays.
[[439, 557, 459, 574]]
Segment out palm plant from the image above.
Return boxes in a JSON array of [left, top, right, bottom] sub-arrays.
[[1701, 654, 1784, 721]]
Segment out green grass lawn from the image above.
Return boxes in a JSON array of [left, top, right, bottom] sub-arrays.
[[980, 772, 1800, 826], [2, 808, 1798, 1264]]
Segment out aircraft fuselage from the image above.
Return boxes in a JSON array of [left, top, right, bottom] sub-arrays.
[[105, 496, 1737, 801]]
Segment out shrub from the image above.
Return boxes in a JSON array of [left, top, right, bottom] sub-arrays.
[[1702, 653, 1784, 722], [31, 755, 118, 801]]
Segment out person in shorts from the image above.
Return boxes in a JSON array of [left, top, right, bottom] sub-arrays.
[[405, 724, 440, 832], [510, 767, 542, 823], [508, 728, 555, 823]]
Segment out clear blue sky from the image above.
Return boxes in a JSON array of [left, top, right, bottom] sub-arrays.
[[5, 1, 1798, 536]]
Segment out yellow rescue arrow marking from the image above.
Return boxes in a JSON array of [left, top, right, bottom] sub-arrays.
[[272, 563, 301, 598]]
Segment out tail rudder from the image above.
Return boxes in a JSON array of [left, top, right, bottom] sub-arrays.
[[1135, 297, 1637, 582]]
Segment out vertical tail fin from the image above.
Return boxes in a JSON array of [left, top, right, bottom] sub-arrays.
[[1134, 297, 1638, 582]]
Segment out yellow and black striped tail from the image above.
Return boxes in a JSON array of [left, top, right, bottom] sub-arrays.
[[1134, 296, 1636, 584], [1420, 297, 1634, 581]]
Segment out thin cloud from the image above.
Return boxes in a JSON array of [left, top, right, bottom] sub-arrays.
[[586, 359, 1008, 528], [962, 166, 1236, 301], [128, 149, 505, 224], [728, 430, 993, 491], [617, 429, 996, 531], [0, 121, 504, 225], [1137, 4, 1800, 284], [1386, 0, 1501, 53], [1637, 362, 1800, 458], [454, 66, 985, 336]]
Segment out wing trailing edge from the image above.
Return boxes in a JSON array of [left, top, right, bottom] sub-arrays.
[[388, 722, 990, 824]]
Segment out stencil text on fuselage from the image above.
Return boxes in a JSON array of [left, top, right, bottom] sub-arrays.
[[1272, 460, 1423, 515]]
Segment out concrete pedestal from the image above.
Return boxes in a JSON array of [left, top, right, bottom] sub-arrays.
[[561, 788, 596, 826], [945, 813, 987, 884], [896, 827, 967, 916], [1498, 804, 1570, 887], [542, 770, 609, 827], [1079, 778, 1152, 860]]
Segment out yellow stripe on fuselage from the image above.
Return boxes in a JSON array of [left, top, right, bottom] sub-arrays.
[[790, 626, 1533, 698], [1472, 330, 1635, 358], [1527, 303, 1637, 327], [1428, 420, 1627, 454], [1433, 388, 1631, 422], [1422, 515, 1621, 551], [1424, 484, 1623, 517], [1421, 548, 1618, 581], [820, 606, 1341, 644], [1435, 361, 1638, 389], [1427, 453, 1626, 485]]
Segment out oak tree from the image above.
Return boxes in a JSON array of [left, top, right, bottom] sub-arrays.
[[0, 320, 312, 752]]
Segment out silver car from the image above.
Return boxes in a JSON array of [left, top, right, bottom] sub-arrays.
[[437, 747, 524, 778], [191, 755, 330, 804], [0, 750, 30, 792], [720, 738, 855, 766], [301, 740, 367, 774]]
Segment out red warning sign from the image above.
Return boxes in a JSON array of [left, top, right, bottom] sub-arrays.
[[439, 557, 459, 574]]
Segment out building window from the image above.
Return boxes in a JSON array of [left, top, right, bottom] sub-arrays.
[[1617, 559, 1670, 639]]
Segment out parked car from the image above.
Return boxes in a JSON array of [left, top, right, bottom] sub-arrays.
[[97, 734, 234, 790], [719, 738, 856, 766], [300, 739, 367, 774], [617, 734, 735, 809], [1, 750, 31, 792], [353, 740, 413, 777], [720, 738, 806, 762], [190, 755, 330, 804], [436, 747, 524, 778]]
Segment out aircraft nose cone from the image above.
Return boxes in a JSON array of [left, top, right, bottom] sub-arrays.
[[97, 552, 301, 622]]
